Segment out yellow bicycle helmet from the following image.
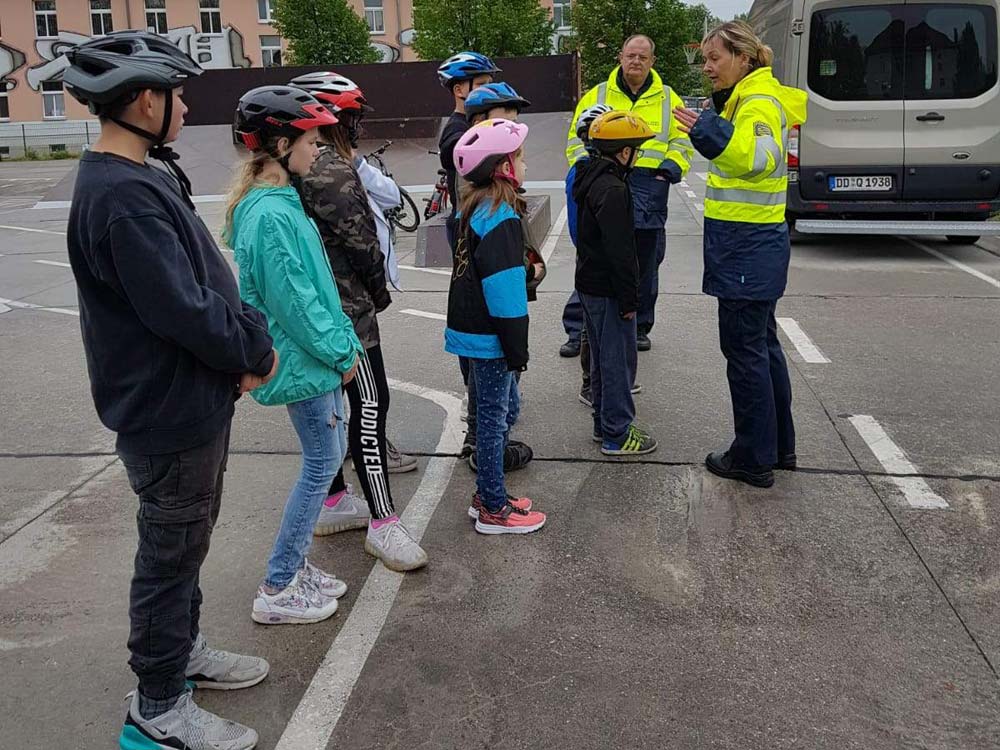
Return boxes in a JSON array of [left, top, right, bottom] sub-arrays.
[[588, 111, 655, 155]]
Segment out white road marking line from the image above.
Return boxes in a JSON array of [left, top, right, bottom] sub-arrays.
[[401, 308, 446, 321], [31, 182, 569, 210], [34, 259, 71, 268], [540, 205, 568, 263], [275, 380, 462, 750], [685, 190, 697, 199], [695, 203, 704, 211], [907, 239, 1000, 290], [848, 415, 949, 509], [0, 223, 65, 236], [696, 171, 709, 180], [678, 180, 689, 188], [776, 317, 830, 363], [398, 264, 452, 276], [0, 295, 78, 316]]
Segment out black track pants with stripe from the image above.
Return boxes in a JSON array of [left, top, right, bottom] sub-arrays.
[[327, 344, 396, 520]]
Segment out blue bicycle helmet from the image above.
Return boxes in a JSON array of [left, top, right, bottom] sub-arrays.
[[437, 51, 501, 89], [465, 82, 531, 121]]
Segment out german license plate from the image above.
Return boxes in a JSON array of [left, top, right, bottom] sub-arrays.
[[829, 175, 893, 192]]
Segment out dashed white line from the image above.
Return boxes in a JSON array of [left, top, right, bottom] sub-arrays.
[[0, 295, 78, 316], [695, 203, 704, 212], [906, 239, 1000, 290], [34, 259, 71, 268], [777, 317, 830, 363], [685, 190, 697, 199], [678, 180, 689, 188], [401, 308, 446, 321], [0, 223, 65, 236], [696, 171, 709, 180], [848, 415, 949, 509], [540, 205, 568, 263], [398, 264, 452, 276], [274, 380, 462, 750]]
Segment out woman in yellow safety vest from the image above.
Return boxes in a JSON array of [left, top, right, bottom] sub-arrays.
[[673, 21, 808, 489]]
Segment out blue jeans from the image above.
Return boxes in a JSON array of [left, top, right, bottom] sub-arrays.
[[636, 228, 666, 334], [266, 389, 347, 589], [717, 299, 795, 468], [462, 357, 519, 438], [472, 358, 519, 512], [562, 290, 584, 343], [580, 293, 638, 445]]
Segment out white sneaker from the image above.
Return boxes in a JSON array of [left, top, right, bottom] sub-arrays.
[[386, 439, 419, 474], [251, 571, 338, 625], [119, 688, 258, 750], [300, 558, 347, 599], [186, 634, 270, 691], [314, 485, 370, 536], [364, 519, 428, 572]]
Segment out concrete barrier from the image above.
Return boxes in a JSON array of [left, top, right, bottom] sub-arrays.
[[414, 194, 551, 268]]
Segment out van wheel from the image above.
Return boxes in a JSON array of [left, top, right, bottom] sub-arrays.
[[946, 235, 980, 245]]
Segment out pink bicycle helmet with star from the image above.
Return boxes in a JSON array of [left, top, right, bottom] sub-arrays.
[[454, 118, 529, 186]]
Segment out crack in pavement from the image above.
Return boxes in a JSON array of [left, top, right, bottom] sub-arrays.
[[785, 349, 1000, 681]]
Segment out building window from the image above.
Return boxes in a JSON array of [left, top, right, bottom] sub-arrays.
[[50, 143, 67, 154], [42, 80, 65, 119], [91, 0, 114, 36], [257, 0, 274, 22], [201, 0, 222, 34], [364, 0, 384, 34], [552, 0, 571, 29], [34, 0, 59, 39], [260, 35, 282, 67], [0, 92, 9, 121], [146, 0, 168, 34]]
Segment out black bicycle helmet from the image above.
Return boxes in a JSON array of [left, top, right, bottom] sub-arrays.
[[234, 85, 337, 154], [63, 31, 204, 206], [64, 31, 202, 115]]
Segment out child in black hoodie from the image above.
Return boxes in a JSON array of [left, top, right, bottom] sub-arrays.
[[574, 112, 659, 456]]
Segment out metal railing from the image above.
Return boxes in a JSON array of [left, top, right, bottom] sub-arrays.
[[0, 120, 99, 159]]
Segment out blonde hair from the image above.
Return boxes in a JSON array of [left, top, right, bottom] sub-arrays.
[[222, 131, 293, 243], [703, 20, 774, 70]]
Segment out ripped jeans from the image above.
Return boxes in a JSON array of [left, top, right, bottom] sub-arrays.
[[264, 389, 347, 589]]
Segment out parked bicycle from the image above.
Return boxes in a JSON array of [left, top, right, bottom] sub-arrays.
[[365, 140, 420, 237], [424, 150, 450, 220]]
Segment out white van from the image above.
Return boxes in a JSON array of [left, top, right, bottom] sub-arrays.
[[749, 0, 1000, 243]]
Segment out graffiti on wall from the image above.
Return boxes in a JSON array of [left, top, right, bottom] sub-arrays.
[[0, 42, 28, 92], [0, 26, 252, 93]]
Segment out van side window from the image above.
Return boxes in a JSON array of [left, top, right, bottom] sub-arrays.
[[809, 4, 998, 101], [809, 7, 904, 100], [904, 5, 998, 99]]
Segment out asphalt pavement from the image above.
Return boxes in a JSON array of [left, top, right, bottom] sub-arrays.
[[1, 142, 999, 749]]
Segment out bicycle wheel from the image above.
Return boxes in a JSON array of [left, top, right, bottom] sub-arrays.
[[393, 188, 421, 232]]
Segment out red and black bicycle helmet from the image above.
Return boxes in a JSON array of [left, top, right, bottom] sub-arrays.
[[288, 71, 372, 114], [233, 85, 338, 151]]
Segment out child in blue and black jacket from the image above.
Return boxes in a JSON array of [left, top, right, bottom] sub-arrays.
[[445, 119, 547, 536]]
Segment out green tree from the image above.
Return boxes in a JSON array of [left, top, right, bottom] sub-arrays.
[[569, 0, 714, 91], [271, 0, 380, 66], [412, 0, 555, 61]]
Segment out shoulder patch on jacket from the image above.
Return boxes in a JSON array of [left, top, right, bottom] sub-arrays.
[[754, 121, 773, 137]]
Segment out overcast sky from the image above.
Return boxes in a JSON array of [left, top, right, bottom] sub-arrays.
[[692, 0, 754, 21]]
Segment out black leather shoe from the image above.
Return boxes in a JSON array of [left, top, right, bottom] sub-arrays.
[[705, 451, 775, 488], [559, 339, 581, 358], [775, 453, 797, 471], [636, 332, 652, 351]]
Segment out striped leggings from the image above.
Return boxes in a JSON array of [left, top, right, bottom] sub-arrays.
[[327, 344, 396, 520]]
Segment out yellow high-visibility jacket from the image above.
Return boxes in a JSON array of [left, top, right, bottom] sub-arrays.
[[566, 67, 693, 177], [691, 67, 808, 225]]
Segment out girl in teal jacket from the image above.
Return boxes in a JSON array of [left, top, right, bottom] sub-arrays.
[[226, 86, 364, 626]]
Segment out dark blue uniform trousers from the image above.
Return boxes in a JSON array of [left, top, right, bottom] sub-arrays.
[[717, 298, 795, 468]]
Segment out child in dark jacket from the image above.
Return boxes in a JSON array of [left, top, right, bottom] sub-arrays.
[[446, 119, 547, 535], [574, 111, 659, 456]]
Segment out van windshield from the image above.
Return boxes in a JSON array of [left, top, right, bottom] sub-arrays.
[[809, 4, 998, 100]]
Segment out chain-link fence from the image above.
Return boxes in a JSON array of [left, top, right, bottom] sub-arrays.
[[0, 121, 99, 159]]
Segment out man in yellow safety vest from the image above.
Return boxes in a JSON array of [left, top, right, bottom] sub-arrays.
[[563, 34, 694, 352]]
